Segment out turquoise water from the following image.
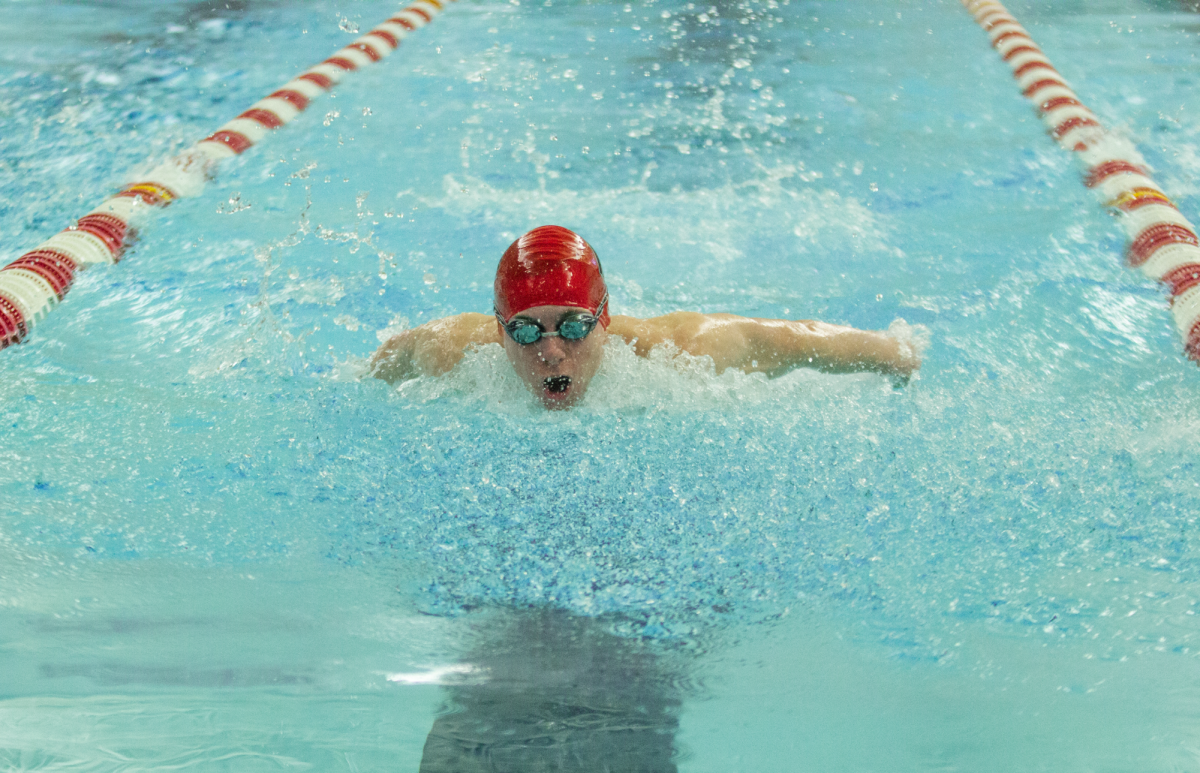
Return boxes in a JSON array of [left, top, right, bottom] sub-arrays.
[[4, 0, 1200, 769]]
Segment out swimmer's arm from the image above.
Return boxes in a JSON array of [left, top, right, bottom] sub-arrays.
[[739, 317, 920, 381], [369, 313, 500, 383], [610, 313, 920, 382]]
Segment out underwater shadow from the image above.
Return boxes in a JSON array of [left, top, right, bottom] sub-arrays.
[[419, 609, 684, 772]]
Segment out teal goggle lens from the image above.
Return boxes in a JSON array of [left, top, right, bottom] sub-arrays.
[[502, 314, 599, 345]]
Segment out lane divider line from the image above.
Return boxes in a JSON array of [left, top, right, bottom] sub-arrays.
[[0, 0, 452, 352], [961, 0, 1200, 364]]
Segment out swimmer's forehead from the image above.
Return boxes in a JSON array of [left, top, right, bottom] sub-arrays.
[[509, 304, 595, 323]]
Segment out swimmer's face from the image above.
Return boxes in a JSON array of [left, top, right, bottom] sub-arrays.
[[498, 304, 608, 410]]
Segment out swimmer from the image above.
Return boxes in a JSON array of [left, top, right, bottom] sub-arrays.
[[370, 225, 921, 409]]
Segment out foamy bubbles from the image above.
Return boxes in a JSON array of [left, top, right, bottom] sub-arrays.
[[382, 336, 894, 417], [886, 317, 932, 367]]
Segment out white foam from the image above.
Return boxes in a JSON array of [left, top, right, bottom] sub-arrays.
[[887, 318, 932, 362], [384, 337, 895, 416], [426, 169, 892, 266]]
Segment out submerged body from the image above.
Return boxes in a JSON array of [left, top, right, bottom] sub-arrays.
[[418, 609, 681, 772]]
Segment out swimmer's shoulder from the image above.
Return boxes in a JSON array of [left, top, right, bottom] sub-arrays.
[[421, 313, 500, 370], [607, 312, 711, 357], [436, 312, 502, 348], [372, 312, 500, 381]]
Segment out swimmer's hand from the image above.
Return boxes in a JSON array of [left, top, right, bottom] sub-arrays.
[[369, 313, 499, 383], [894, 350, 923, 387], [609, 313, 921, 383]]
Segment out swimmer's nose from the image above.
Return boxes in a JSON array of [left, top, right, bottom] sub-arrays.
[[536, 335, 567, 366]]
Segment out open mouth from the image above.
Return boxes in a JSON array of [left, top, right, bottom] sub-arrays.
[[543, 375, 572, 394]]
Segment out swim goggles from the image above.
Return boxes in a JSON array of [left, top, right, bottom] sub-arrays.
[[496, 295, 608, 345]]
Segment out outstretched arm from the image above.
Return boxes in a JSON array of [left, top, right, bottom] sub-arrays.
[[369, 313, 500, 383], [608, 312, 921, 382]]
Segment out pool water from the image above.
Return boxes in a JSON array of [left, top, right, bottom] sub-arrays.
[[4, 0, 1200, 769]]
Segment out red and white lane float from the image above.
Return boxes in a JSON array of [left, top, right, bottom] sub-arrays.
[[0, 0, 451, 352], [961, 0, 1200, 364]]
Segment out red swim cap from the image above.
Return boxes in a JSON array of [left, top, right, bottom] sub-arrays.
[[494, 225, 609, 327]]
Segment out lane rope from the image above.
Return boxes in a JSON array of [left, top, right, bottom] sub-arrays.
[[961, 0, 1200, 364], [0, 0, 453, 352]]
